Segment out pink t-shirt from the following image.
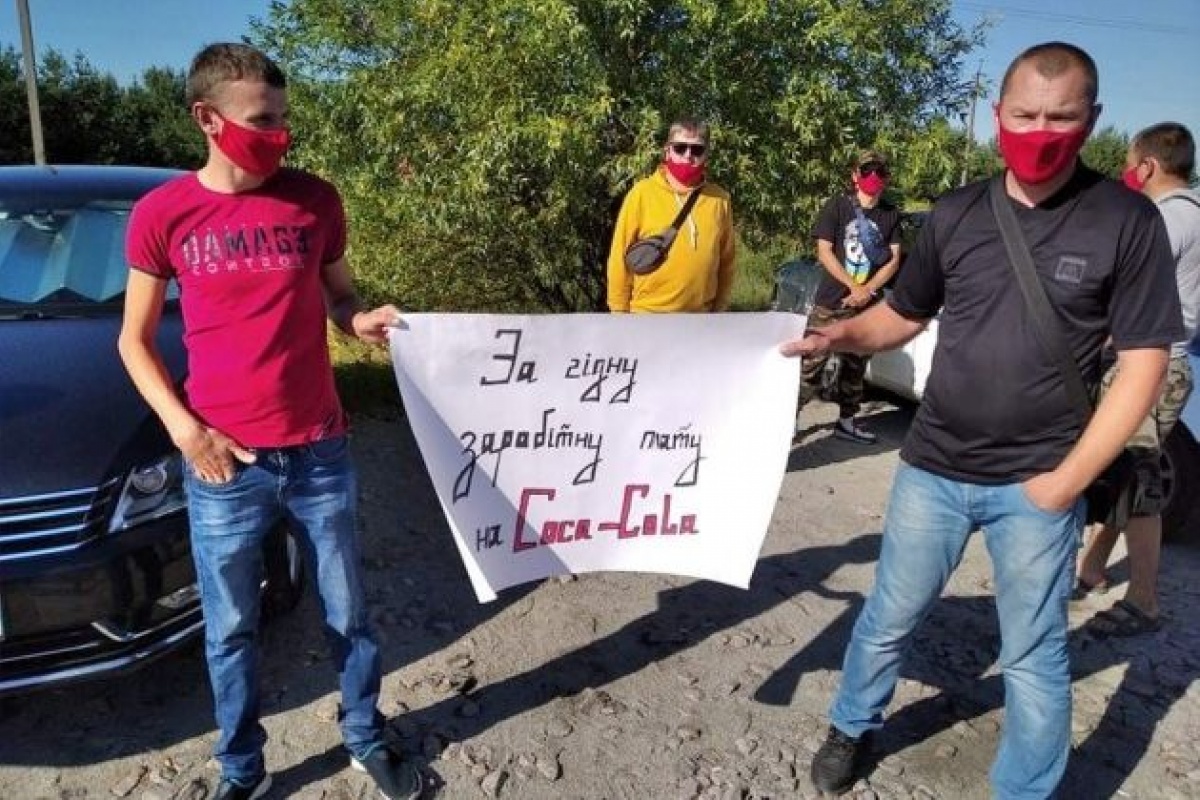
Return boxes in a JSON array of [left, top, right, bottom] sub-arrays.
[[126, 169, 349, 448]]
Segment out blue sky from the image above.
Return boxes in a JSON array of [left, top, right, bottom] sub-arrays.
[[951, 0, 1200, 143], [0, 0, 274, 82], [2, 0, 1198, 144]]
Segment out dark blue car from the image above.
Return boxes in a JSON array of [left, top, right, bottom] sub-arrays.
[[0, 165, 301, 695]]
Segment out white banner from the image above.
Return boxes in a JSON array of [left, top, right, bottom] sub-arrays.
[[388, 312, 804, 602]]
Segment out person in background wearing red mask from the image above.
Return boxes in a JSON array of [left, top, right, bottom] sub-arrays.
[[606, 118, 736, 313], [796, 150, 902, 444], [119, 44, 421, 800], [780, 42, 1181, 798], [1075, 122, 1199, 635]]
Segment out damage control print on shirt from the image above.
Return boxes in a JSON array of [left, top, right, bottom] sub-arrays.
[[179, 222, 311, 276]]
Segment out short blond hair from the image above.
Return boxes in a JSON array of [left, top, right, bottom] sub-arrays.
[[665, 118, 710, 145]]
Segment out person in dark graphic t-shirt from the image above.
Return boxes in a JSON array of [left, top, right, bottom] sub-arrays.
[[797, 150, 902, 444], [119, 43, 421, 800]]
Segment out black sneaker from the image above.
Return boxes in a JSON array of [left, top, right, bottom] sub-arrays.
[[810, 726, 869, 795], [833, 417, 877, 444], [212, 773, 271, 800], [351, 746, 423, 800]]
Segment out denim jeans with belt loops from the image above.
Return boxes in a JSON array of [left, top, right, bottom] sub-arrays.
[[829, 462, 1082, 800], [184, 435, 383, 783]]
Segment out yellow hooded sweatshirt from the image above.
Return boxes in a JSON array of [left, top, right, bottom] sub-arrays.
[[606, 167, 736, 313]]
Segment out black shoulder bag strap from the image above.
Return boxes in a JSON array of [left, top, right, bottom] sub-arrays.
[[988, 175, 1093, 427], [848, 193, 889, 265], [667, 188, 703, 235]]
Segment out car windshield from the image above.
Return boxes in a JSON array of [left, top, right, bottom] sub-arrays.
[[0, 200, 177, 314]]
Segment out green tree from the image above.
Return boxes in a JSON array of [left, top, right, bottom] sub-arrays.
[[881, 117, 971, 205], [253, 0, 980, 311], [968, 137, 1004, 183], [35, 51, 125, 164], [1081, 126, 1129, 179], [1, 48, 200, 168], [115, 67, 205, 168], [0, 46, 33, 164]]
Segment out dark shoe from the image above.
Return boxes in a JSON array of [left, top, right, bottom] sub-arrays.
[[351, 746, 423, 800], [212, 774, 271, 800], [833, 417, 877, 444], [1084, 599, 1162, 638], [810, 726, 869, 795]]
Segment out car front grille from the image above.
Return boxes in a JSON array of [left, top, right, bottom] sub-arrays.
[[0, 602, 204, 696], [0, 479, 122, 562]]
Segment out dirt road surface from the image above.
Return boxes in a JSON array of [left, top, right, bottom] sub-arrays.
[[3, 399, 1199, 799]]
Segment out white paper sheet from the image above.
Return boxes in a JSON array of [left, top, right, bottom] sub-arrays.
[[389, 312, 804, 602]]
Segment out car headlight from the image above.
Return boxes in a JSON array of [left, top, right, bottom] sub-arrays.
[[109, 453, 187, 532]]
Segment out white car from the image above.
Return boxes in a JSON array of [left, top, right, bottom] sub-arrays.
[[771, 257, 936, 403], [862, 316, 937, 402]]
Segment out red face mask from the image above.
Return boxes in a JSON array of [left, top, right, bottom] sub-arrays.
[[665, 160, 706, 187], [215, 115, 291, 177], [857, 173, 887, 197], [1121, 165, 1146, 192], [997, 124, 1089, 185]]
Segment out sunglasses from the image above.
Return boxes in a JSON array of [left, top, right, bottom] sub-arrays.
[[858, 162, 889, 178], [669, 142, 708, 158]]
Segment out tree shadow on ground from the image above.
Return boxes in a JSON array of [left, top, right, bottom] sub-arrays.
[[787, 402, 912, 474], [750, 544, 1200, 800], [8, 397, 1187, 799], [267, 532, 886, 794], [0, 405, 889, 798]]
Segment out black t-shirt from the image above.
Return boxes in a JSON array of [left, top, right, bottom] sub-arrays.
[[812, 193, 902, 308], [891, 166, 1184, 483]]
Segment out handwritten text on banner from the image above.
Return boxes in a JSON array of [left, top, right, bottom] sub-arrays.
[[389, 313, 804, 602]]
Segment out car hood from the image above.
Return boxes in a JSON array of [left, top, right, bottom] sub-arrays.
[[0, 314, 186, 498]]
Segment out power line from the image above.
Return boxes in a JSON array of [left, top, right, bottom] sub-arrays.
[[958, 1, 1200, 37]]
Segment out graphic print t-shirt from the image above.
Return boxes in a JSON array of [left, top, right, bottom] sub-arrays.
[[125, 169, 348, 447], [812, 194, 902, 309]]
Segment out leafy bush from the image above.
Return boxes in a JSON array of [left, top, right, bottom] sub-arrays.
[[254, 0, 979, 312]]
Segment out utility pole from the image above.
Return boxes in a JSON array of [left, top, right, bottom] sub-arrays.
[[17, 0, 46, 165], [959, 63, 983, 187]]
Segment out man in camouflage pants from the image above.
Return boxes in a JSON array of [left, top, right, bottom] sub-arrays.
[[1076, 122, 1200, 636], [797, 150, 902, 444]]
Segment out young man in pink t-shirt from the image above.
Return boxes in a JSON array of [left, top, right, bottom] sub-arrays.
[[119, 43, 420, 800]]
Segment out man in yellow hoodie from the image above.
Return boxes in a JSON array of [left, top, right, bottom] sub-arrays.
[[606, 118, 736, 313]]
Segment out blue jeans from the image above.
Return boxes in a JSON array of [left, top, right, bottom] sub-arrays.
[[185, 435, 384, 782], [829, 463, 1082, 800]]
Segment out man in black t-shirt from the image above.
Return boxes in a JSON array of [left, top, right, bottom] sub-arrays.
[[780, 42, 1182, 799], [799, 150, 902, 444]]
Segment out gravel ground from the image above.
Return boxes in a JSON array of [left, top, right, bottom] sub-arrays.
[[2, 398, 1199, 800]]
